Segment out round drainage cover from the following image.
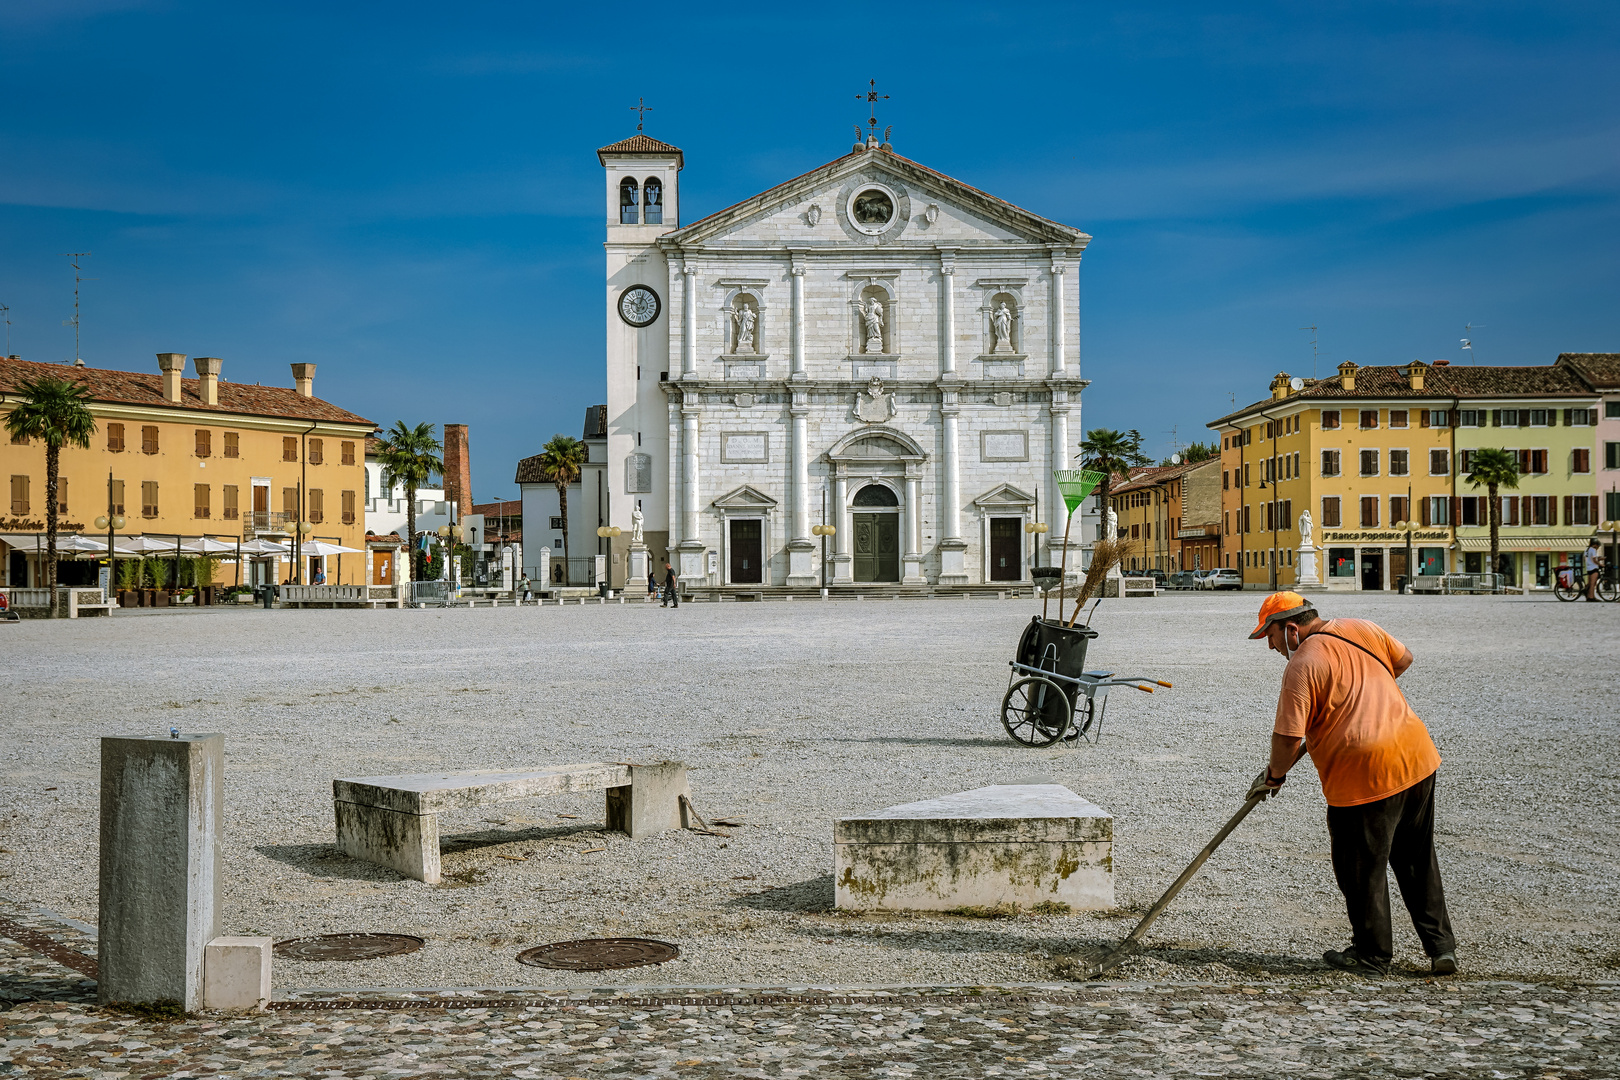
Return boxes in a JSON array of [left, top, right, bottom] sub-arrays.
[[272, 933, 425, 962], [516, 937, 680, 971]]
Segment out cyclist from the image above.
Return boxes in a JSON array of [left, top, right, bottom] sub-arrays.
[[1583, 538, 1606, 601]]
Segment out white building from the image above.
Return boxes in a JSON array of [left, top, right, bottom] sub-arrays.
[[364, 435, 454, 539], [599, 128, 1098, 591], [515, 406, 610, 585]]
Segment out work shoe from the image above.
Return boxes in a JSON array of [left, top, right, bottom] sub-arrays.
[[1431, 952, 1458, 975], [1323, 946, 1390, 976]]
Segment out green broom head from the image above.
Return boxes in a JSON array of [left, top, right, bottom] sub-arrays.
[[1055, 469, 1107, 515]]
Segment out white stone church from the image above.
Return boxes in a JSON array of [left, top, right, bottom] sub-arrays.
[[600, 127, 1097, 591]]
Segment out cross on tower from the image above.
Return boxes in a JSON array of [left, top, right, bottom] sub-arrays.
[[630, 97, 652, 132], [855, 78, 889, 137]]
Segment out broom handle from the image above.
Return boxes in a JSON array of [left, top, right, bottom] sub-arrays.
[[1054, 504, 1074, 624], [1087, 793, 1265, 978]]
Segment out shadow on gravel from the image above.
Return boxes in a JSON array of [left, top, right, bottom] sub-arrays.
[[732, 876, 835, 913], [820, 736, 1011, 748], [0, 973, 97, 1009], [256, 824, 604, 880]]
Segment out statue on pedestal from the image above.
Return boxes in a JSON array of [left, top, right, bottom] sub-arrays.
[[630, 505, 644, 545], [1299, 509, 1314, 548], [730, 304, 756, 354], [991, 301, 1016, 354], [857, 297, 885, 354]]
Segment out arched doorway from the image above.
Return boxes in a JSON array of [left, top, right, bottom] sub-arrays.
[[852, 483, 900, 582]]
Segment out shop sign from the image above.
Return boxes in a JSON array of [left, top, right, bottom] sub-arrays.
[[1321, 529, 1452, 543]]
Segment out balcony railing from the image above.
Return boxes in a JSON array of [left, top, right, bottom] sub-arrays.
[[245, 510, 295, 537]]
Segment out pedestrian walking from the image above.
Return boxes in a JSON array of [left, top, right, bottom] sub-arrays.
[[1248, 591, 1456, 977], [662, 563, 679, 608], [518, 573, 531, 603]]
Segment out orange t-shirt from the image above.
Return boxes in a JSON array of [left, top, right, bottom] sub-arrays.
[[1273, 618, 1441, 807]]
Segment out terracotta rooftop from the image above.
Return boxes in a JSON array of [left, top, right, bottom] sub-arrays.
[[471, 500, 521, 518], [1208, 361, 1597, 428], [1110, 459, 1210, 495], [597, 134, 683, 168], [1557, 352, 1620, 391], [0, 356, 375, 427]]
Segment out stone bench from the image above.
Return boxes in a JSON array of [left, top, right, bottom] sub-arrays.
[[333, 761, 689, 883], [834, 783, 1113, 911]]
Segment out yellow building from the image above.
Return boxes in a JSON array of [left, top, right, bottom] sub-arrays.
[[2, 353, 374, 587]]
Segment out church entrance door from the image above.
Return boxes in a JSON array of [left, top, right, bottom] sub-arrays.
[[989, 517, 1022, 581], [729, 519, 763, 584], [853, 513, 900, 582]]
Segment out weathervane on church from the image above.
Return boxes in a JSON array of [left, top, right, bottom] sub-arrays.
[[630, 97, 652, 132], [853, 78, 892, 150]]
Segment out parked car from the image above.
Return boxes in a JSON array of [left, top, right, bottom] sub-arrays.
[[1126, 567, 1167, 586], [1193, 569, 1222, 590], [1168, 571, 1200, 590], [1206, 568, 1244, 590]]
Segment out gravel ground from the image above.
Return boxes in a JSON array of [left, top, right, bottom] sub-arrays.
[[1, 591, 1616, 993]]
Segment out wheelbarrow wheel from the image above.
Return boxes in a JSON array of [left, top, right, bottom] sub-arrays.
[[1062, 696, 1096, 742], [1001, 676, 1070, 747]]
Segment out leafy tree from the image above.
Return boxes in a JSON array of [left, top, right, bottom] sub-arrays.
[[375, 421, 443, 577], [534, 434, 586, 584], [1465, 448, 1521, 583], [1183, 441, 1216, 463], [1079, 428, 1150, 519], [3, 376, 97, 614]]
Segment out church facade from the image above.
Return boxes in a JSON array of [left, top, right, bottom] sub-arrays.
[[601, 130, 1095, 590]]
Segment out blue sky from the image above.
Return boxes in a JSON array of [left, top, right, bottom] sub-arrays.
[[2, 1, 1616, 499]]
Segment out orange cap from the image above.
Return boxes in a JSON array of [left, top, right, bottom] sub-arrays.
[[1249, 591, 1315, 639]]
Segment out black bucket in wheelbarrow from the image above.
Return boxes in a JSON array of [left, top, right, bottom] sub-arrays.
[[1016, 615, 1099, 681]]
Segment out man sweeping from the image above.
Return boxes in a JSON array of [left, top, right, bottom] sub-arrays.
[[1249, 592, 1457, 976]]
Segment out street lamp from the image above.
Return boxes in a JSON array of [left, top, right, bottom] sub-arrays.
[[812, 522, 837, 591], [95, 471, 126, 603], [1392, 519, 1417, 593]]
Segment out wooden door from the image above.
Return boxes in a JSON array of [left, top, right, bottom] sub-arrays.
[[728, 519, 762, 584], [373, 552, 392, 585], [989, 517, 1021, 581], [854, 513, 900, 582]]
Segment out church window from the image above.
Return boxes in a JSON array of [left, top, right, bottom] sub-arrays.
[[619, 177, 639, 224], [643, 177, 662, 224], [852, 483, 899, 507]]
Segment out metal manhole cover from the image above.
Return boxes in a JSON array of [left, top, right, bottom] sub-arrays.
[[272, 933, 425, 962], [515, 937, 680, 971]]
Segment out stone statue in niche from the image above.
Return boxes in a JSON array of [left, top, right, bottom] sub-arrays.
[[1298, 509, 1314, 548], [991, 301, 1017, 354], [856, 296, 885, 354], [631, 505, 644, 544], [730, 300, 757, 354], [855, 376, 897, 423]]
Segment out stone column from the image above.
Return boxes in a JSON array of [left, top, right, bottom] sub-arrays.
[[786, 392, 815, 585], [666, 393, 682, 551], [938, 251, 957, 377], [903, 469, 924, 583], [680, 261, 697, 378], [678, 402, 703, 582], [938, 389, 968, 584], [1050, 387, 1076, 576], [832, 470, 852, 583], [98, 733, 223, 1010], [790, 260, 806, 380], [1049, 250, 1067, 375]]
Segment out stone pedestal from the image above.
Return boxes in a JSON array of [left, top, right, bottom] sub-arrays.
[[785, 538, 817, 587], [98, 734, 223, 1009], [677, 541, 706, 587], [628, 543, 649, 591], [834, 784, 1113, 911], [937, 538, 969, 585], [1296, 544, 1325, 591], [536, 547, 551, 589]]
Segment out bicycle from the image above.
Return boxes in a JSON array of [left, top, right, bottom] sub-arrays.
[[1554, 565, 1619, 602]]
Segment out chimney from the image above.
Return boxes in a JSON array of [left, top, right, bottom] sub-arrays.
[[443, 424, 472, 516], [1406, 360, 1426, 391], [1270, 372, 1292, 401], [1337, 360, 1358, 392], [156, 353, 187, 403], [193, 356, 222, 406], [291, 363, 316, 398], [1432, 358, 1450, 367]]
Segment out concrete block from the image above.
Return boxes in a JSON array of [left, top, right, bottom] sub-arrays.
[[98, 734, 223, 1009], [203, 936, 271, 1012], [606, 761, 691, 838], [834, 784, 1112, 912], [335, 799, 441, 884]]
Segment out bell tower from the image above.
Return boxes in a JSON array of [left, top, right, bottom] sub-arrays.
[[600, 130, 683, 588]]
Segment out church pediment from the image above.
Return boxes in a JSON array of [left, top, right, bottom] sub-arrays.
[[826, 427, 927, 462], [973, 483, 1037, 509], [663, 148, 1089, 250], [711, 484, 778, 510]]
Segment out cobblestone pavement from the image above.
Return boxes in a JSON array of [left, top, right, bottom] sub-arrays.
[[2, 903, 1616, 1078]]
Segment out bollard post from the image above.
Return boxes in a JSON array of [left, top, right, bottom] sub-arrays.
[[98, 733, 223, 1009]]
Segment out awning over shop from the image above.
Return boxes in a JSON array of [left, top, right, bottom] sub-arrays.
[[1457, 534, 1593, 551]]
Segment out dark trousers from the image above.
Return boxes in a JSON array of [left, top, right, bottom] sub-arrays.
[[1326, 771, 1456, 962]]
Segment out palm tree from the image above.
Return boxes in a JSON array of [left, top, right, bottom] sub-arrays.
[[1465, 447, 1521, 584], [3, 376, 97, 615], [1078, 427, 1150, 524], [535, 434, 586, 584], [375, 421, 443, 577]]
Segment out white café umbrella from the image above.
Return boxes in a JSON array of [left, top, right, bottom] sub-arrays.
[[50, 534, 112, 556], [181, 537, 239, 554], [238, 539, 291, 555], [119, 535, 184, 554], [298, 540, 364, 556]]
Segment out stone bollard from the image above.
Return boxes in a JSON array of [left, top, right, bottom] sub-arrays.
[[98, 733, 223, 1010], [204, 936, 272, 1011]]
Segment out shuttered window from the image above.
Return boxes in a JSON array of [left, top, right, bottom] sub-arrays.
[[142, 426, 159, 454], [1321, 450, 1340, 477], [195, 430, 211, 457], [1360, 410, 1379, 429], [223, 485, 239, 520], [56, 477, 67, 514], [110, 480, 124, 516], [341, 441, 355, 466], [194, 484, 210, 518], [283, 437, 298, 462], [1390, 450, 1409, 476], [1360, 497, 1379, 528], [1607, 442, 1620, 469], [1573, 448, 1590, 473], [1359, 449, 1379, 476], [223, 432, 239, 458], [1430, 449, 1450, 475], [1390, 496, 1409, 525], [107, 423, 124, 452], [308, 488, 324, 524], [1389, 410, 1408, 428], [282, 487, 298, 516], [308, 438, 324, 465], [142, 481, 159, 518], [1321, 410, 1340, 430], [1321, 497, 1340, 528], [9, 475, 28, 514], [341, 489, 356, 525]]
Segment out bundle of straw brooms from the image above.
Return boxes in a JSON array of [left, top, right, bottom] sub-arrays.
[[1042, 535, 1135, 626]]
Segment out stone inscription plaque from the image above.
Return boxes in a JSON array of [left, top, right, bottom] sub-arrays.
[[721, 432, 768, 464], [981, 431, 1028, 462]]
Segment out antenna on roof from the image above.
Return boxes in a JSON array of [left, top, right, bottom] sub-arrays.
[[1460, 323, 1482, 362], [0, 301, 9, 354], [1299, 323, 1318, 380], [58, 252, 93, 365]]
